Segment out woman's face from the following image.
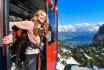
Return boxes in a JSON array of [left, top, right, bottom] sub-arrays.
[[37, 12, 46, 23]]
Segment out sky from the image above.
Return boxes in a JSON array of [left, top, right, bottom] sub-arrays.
[[57, 0, 104, 25]]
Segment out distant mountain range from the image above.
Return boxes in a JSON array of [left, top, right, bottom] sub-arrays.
[[59, 31, 96, 44], [58, 23, 104, 44]]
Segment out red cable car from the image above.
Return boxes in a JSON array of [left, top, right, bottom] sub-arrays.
[[0, 0, 58, 70]]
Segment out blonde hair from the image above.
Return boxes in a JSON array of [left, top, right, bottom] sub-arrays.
[[31, 10, 49, 36]]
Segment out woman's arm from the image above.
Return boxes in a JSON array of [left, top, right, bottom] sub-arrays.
[[10, 21, 34, 31], [9, 21, 40, 45]]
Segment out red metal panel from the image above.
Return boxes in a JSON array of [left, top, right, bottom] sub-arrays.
[[47, 0, 58, 7], [47, 0, 58, 11], [47, 41, 58, 70], [47, 0, 52, 6], [2, 16, 5, 55]]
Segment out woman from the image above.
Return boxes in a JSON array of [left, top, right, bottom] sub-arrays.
[[3, 10, 49, 70]]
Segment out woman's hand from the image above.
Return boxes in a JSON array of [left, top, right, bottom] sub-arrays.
[[45, 34, 49, 39], [3, 33, 13, 44]]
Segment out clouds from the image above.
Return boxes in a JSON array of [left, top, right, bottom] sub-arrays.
[[58, 22, 103, 32], [58, 25, 76, 32]]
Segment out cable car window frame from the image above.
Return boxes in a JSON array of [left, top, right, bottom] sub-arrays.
[[48, 10, 57, 44]]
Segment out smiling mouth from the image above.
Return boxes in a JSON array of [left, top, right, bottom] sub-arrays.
[[40, 18, 44, 21], [40, 18, 44, 19]]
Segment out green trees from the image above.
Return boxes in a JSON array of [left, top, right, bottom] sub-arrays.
[[58, 41, 104, 68]]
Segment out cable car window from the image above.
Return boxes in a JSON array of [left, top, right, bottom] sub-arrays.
[[48, 10, 57, 44]]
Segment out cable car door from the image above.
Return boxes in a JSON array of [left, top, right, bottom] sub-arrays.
[[0, 0, 3, 69], [47, 9, 58, 70]]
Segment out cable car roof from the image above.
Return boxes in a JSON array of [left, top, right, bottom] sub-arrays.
[[10, 0, 45, 19]]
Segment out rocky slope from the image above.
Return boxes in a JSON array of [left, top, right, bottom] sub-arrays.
[[93, 24, 104, 44]]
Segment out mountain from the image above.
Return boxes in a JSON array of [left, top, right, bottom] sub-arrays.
[[58, 23, 103, 45], [59, 31, 96, 44], [57, 45, 104, 69], [93, 24, 104, 44]]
